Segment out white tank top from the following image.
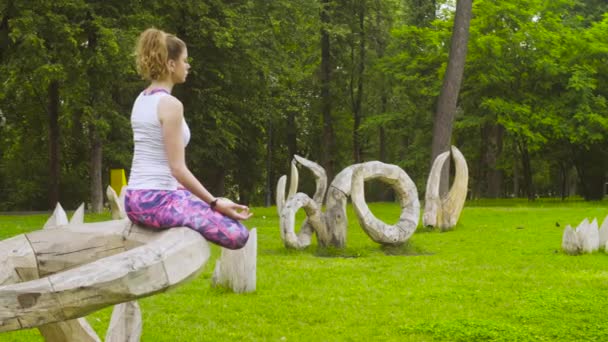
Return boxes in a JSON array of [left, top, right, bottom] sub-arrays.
[[127, 92, 191, 190]]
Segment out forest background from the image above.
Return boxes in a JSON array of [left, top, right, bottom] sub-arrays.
[[1, 0, 607, 212]]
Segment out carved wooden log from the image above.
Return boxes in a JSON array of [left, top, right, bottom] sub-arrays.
[[212, 228, 257, 293], [0, 234, 40, 286], [276, 175, 287, 215], [562, 225, 581, 255], [0, 227, 209, 332], [350, 162, 420, 246], [599, 215, 608, 251], [105, 301, 142, 342], [293, 155, 328, 205], [423, 152, 448, 228], [323, 166, 355, 248], [423, 145, 468, 230], [288, 160, 299, 201], [37, 203, 102, 342], [291, 155, 329, 247], [280, 193, 327, 249]]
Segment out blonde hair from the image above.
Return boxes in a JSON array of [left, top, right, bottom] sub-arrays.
[[135, 28, 186, 81]]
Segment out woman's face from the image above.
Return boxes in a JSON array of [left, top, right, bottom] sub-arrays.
[[170, 48, 190, 84]]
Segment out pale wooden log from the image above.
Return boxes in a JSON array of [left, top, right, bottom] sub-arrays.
[[276, 175, 287, 215], [37, 203, 101, 342], [423, 151, 449, 228], [107, 185, 126, 220], [280, 193, 327, 249], [577, 218, 599, 253], [105, 301, 142, 342], [212, 228, 257, 293], [69, 203, 85, 225], [37, 319, 101, 342], [599, 215, 608, 250], [293, 155, 328, 205], [0, 235, 39, 286], [562, 225, 581, 255], [43, 203, 69, 229], [350, 162, 420, 246], [290, 155, 329, 247], [27, 219, 133, 277], [439, 146, 469, 229], [0, 227, 209, 332], [323, 165, 356, 248], [288, 160, 299, 201], [423, 146, 469, 230]]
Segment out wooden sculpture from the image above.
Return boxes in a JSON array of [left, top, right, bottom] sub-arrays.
[[423, 145, 469, 230], [562, 215, 608, 255], [0, 187, 210, 341], [277, 155, 420, 248]]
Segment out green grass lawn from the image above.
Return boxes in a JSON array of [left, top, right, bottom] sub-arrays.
[[1, 199, 608, 341]]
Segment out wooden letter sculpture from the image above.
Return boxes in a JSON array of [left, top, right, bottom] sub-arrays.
[[423, 145, 469, 230], [0, 186, 210, 341], [277, 155, 420, 249]]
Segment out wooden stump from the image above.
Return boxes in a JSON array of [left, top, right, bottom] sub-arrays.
[[212, 229, 257, 293]]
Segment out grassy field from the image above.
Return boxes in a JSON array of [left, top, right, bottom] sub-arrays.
[[1, 199, 608, 341]]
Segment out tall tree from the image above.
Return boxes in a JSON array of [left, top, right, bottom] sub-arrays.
[[430, 0, 472, 194], [320, 0, 336, 181]]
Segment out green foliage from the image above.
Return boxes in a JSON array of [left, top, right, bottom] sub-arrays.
[[1, 0, 607, 210]]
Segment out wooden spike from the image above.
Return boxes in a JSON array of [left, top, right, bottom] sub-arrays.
[[423, 151, 449, 228], [69, 203, 85, 225], [276, 175, 287, 215], [43, 203, 69, 229], [106, 186, 126, 220], [440, 145, 469, 229], [287, 160, 299, 201]]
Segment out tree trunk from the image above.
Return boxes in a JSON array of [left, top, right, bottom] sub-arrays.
[[352, 0, 365, 164], [286, 110, 297, 159], [481, 123, 504, 198], [574, 144, 607, 201], [430, 0, 472, 195], [90, 126, 103, 213], [48, 80, 60, 208], [265, 120, 272, 207], [517, 139, 535, 201], [320, 0, 335, 182], [86, 15, 103, 214], [512, 160, 519, 197], [560, 162, 567, 200]]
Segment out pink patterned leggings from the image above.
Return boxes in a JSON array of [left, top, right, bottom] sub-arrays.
[[125, 189, 249, 250]]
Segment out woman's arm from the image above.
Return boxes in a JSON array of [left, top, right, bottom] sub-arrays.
[[158, 96, 252, 220]]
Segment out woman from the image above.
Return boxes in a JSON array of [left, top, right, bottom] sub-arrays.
[[125, 28, 251, 250]]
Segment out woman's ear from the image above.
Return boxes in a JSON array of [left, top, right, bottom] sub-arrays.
[[168, 59, 176, 72]]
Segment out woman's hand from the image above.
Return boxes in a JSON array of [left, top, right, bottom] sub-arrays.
[[214, 198, 253, 221]]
